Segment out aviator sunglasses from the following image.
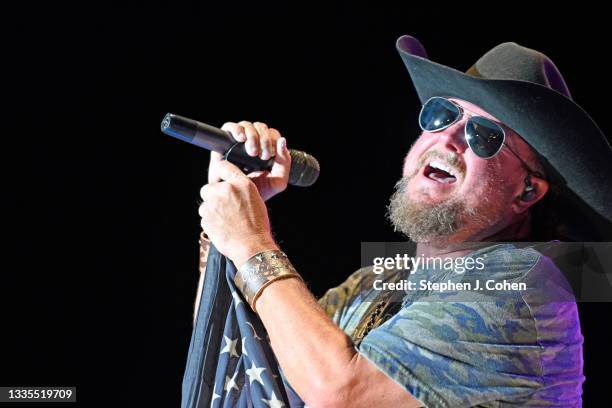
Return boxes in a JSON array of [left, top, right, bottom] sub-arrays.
[[419, 96, 531, 164]]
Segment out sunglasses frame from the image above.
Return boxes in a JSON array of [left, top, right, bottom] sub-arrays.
[[419, 96, 543, 177], [419, 96, 510, 158]]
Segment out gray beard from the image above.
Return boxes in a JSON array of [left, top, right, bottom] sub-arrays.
[[387, 178, 493, 243], [387, 179, 459, 242]]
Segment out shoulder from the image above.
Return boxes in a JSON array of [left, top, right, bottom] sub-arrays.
[[318, 266, 404, 331], [470, 243, 543, 280]]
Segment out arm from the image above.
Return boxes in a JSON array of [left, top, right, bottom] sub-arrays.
[[255, 276, 422, 408], [194, 120, 287, 324], [199, 121, 421, 407]]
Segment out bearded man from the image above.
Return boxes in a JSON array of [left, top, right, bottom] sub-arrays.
[[195, 35, 612, 407]]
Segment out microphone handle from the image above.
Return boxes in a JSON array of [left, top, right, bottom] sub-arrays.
[[223, 142, 276, 174], [162, 113, 275, 173], [162, 113, 320, 186]]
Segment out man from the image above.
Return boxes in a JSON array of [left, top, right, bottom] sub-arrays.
[[197, 35, 612, 406]]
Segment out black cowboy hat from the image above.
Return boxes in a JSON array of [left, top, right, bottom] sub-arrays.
[[396, 35, 612, 241]]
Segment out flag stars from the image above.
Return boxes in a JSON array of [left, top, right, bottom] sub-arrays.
[[224, 372, 239, 393], [220, 335, 240, 358], [245, 361, 266, 386], [262, 391, 285, 408]]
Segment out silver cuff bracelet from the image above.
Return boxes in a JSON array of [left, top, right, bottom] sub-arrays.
[[234, 250, 301, 312]]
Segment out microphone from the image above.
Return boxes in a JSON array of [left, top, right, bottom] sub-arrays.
[[161, 113, 320, 187]]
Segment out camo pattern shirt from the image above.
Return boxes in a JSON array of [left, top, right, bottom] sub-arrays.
[[318, 244, 584, 407]]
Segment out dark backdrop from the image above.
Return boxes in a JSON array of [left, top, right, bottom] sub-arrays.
[[4, 2, 610, 406]]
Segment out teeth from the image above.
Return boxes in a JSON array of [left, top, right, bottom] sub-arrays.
[[429, 160, 456, 177]]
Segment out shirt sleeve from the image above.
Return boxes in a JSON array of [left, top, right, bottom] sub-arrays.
[[357, 299, 546, 407], [317, 268, 367, 326], [356, 246, 584, 407]]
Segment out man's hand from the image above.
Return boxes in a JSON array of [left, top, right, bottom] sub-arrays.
[[199, 160, 280, 267], [209, 121, 291, 202]]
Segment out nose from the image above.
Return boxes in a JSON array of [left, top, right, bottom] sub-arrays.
[[438, 119, 469, 154]]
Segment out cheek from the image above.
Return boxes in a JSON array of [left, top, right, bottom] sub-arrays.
[[462, 159, 509, 202], [453, 160, 490, 202], [402, 135, 432, 176]]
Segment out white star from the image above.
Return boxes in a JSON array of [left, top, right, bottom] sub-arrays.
[[245, 361, 266, 386], [246, 322, 262, 340], [210, 384, 220, 407], [241, 337, 249, 357], [262, 391, 285, 408], [220, 335, 239, 358], [231, 290, 243, 306], [224, 372, 239, 393]]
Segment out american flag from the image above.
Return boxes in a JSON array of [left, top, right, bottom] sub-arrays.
[[182, 244, 300, 408]]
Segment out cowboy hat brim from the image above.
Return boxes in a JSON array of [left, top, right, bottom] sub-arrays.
[[396, 35, 612, 240]]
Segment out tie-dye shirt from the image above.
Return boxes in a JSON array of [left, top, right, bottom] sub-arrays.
[[318, 243, 584, 407]]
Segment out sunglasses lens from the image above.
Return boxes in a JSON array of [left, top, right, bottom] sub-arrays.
[[465, 117, 505, 158], [419, 98, 461, 131]]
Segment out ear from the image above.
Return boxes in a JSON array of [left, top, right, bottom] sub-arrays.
[[512, 174, 549, 214]]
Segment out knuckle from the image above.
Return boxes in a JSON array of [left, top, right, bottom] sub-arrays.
[[220, 181, 234, 193], [218, 161, 234, 173], [226, 182, 239, 194], [268, 128, 281, 140], [245, 128, 260, 140], [237, 175, 252, 187], [260, 135, 271, 147]]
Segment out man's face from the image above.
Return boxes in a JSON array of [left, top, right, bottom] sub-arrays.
[[388, 98, 534, 244]]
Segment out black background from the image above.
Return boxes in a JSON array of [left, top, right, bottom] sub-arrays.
[[4, 1, 611, 406]]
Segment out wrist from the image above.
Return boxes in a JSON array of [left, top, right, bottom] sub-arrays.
[[231, 235, 279, 268], [233, 248, 302, 312]]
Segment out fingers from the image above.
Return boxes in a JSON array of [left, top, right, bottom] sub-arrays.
[[199, 184, 210, 207], [253, 122, 276, 160], [221, 122, 247, 143], [211, 123, 246, 184], [211, 121, 284, 189], [234, 121, 279, 161], [220, 121, 281, 161], [199, 160, 256, 233], [215, 160, 248, 183], [199, 185, 208, 231], [208, 151, 223, 183], [237, 121, 260, 157], [270, 136, 291, 180]]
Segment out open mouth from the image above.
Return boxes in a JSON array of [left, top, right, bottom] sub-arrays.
[[423, 160, 458, 184]]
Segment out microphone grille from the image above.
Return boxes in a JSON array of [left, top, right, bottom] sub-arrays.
[[288, 150, 320, 187]]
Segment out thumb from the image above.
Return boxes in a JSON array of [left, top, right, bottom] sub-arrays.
[[216, 160, 247, 183], [208, 151, 224, 183]]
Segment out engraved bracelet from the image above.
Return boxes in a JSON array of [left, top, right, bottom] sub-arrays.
[[233, 250, 302, 312]]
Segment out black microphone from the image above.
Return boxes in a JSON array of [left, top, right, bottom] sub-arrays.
[[161, 113, 320, 187]]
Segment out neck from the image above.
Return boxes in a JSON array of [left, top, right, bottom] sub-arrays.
[[415, 212, 532, 259], [484, 211, 532, 242]]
